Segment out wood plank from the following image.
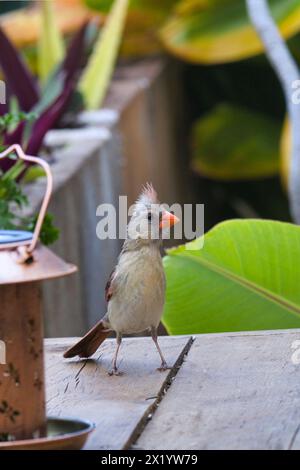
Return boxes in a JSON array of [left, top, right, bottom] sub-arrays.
[[45, 336, 192, 450], [136, 329, 300, 450]]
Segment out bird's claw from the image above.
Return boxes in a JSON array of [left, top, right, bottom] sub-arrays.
[[108, 368, 124, 376], [157, 362, 171, 372]]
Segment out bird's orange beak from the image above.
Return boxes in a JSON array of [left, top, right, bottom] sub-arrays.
[[159, 211, 180, 229]]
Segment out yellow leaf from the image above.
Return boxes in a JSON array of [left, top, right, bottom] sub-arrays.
[[160, 0, 300, 64], [79, 0, 129, 110], [38, 1, 65, 83], [191, 104, 281, 180], [84, 0, 178, 58], [280, 118, 290, 190]]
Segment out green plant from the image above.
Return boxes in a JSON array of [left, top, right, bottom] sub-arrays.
[[0, 112, 59, 246], [192, 103, 281, 180], [26, 213, 59, 247], [79, 0, 129, 110], [0, 110, 36, 138], [0, 1, 128, 246], [162, 219, 300, 334], [0, 0, 129, 167], [37, 0, 129, 110], [0, 161, 27, 229], [37, 0, 65, 84]]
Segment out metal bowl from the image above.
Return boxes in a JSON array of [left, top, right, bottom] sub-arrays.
[[0, 417, 94, 450], [0, 230, 33, 245]]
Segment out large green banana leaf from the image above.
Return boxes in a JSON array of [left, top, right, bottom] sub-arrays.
[[192, 103, 281, 180], [162, 219, 300, 334], [160, 0, 300, 63]]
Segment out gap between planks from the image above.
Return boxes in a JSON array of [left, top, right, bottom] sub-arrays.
[[45, 335, 194, 450], [125, 336, 194, 450]]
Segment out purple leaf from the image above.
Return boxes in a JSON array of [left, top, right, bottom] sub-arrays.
[[24, 24, 91, 155], [29, 22, 89, 118], [1, 82, 75, 174], [0, 122, 24, 173], [0, 23, 91, 173], [0, 27, 39, 112], [26, 81, 75, 155], [0, 104, 8, 116], [4, 121, 24, 146], [63, 22, 89, 84]]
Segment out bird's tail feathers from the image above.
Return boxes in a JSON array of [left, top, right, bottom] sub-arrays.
[[63, 320, 111, 359]]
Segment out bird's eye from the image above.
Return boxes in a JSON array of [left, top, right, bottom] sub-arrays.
[[147, 212, 152, 221]]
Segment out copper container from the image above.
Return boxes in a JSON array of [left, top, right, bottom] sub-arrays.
[[0, 145, 77, 442]]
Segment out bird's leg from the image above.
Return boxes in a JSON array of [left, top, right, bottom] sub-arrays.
[[151, 326, 170, 371], [108, 333, 123, 376]]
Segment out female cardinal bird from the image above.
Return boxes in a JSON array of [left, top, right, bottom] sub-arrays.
[[63, 184, 179, 375]]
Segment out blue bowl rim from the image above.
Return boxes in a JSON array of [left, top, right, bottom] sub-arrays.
[[0, 230, 33, 245]]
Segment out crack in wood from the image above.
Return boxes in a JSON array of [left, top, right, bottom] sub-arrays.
[[74, 359, 89, 380], [288, 423, 300, 450], [125, 336, 194, 450]]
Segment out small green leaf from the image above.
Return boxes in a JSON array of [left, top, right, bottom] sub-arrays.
[[2, 161, 25, 182], [163, 219, 300, 335], [191, 103, 281, 180], [79, 0, 129, 110], [22, 165, 46, 184], [26, 213, 60, 246]]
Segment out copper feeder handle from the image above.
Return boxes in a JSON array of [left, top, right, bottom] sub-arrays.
[[0, 144, 53, 254]]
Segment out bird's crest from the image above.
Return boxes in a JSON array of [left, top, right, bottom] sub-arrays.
[[131, 183, 159, 218], [137, 183, 158, 206]]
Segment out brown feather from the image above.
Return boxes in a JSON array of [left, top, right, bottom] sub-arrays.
[[63, 320, 111, 358], [105, 268, 115, 302]]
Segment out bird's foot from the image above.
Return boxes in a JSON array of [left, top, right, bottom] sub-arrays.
[[108, 368, 124, 376], [157, 362, 171, 372]]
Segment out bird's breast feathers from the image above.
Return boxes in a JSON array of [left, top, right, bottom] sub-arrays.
[[107, 246, 166, 333]]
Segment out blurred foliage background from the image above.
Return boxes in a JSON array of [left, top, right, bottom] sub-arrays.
[[0, 0, 296, 190], [0, 0, 293, 230], [1, 0, 300, 335]]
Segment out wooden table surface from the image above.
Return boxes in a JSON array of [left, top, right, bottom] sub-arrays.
[[45, 329, 300, 450]]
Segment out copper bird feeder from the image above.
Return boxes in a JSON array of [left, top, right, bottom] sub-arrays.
[[0, 145, 93, 447]]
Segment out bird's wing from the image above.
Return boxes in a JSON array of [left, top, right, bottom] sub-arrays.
[[105, 268, 116, 302]]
